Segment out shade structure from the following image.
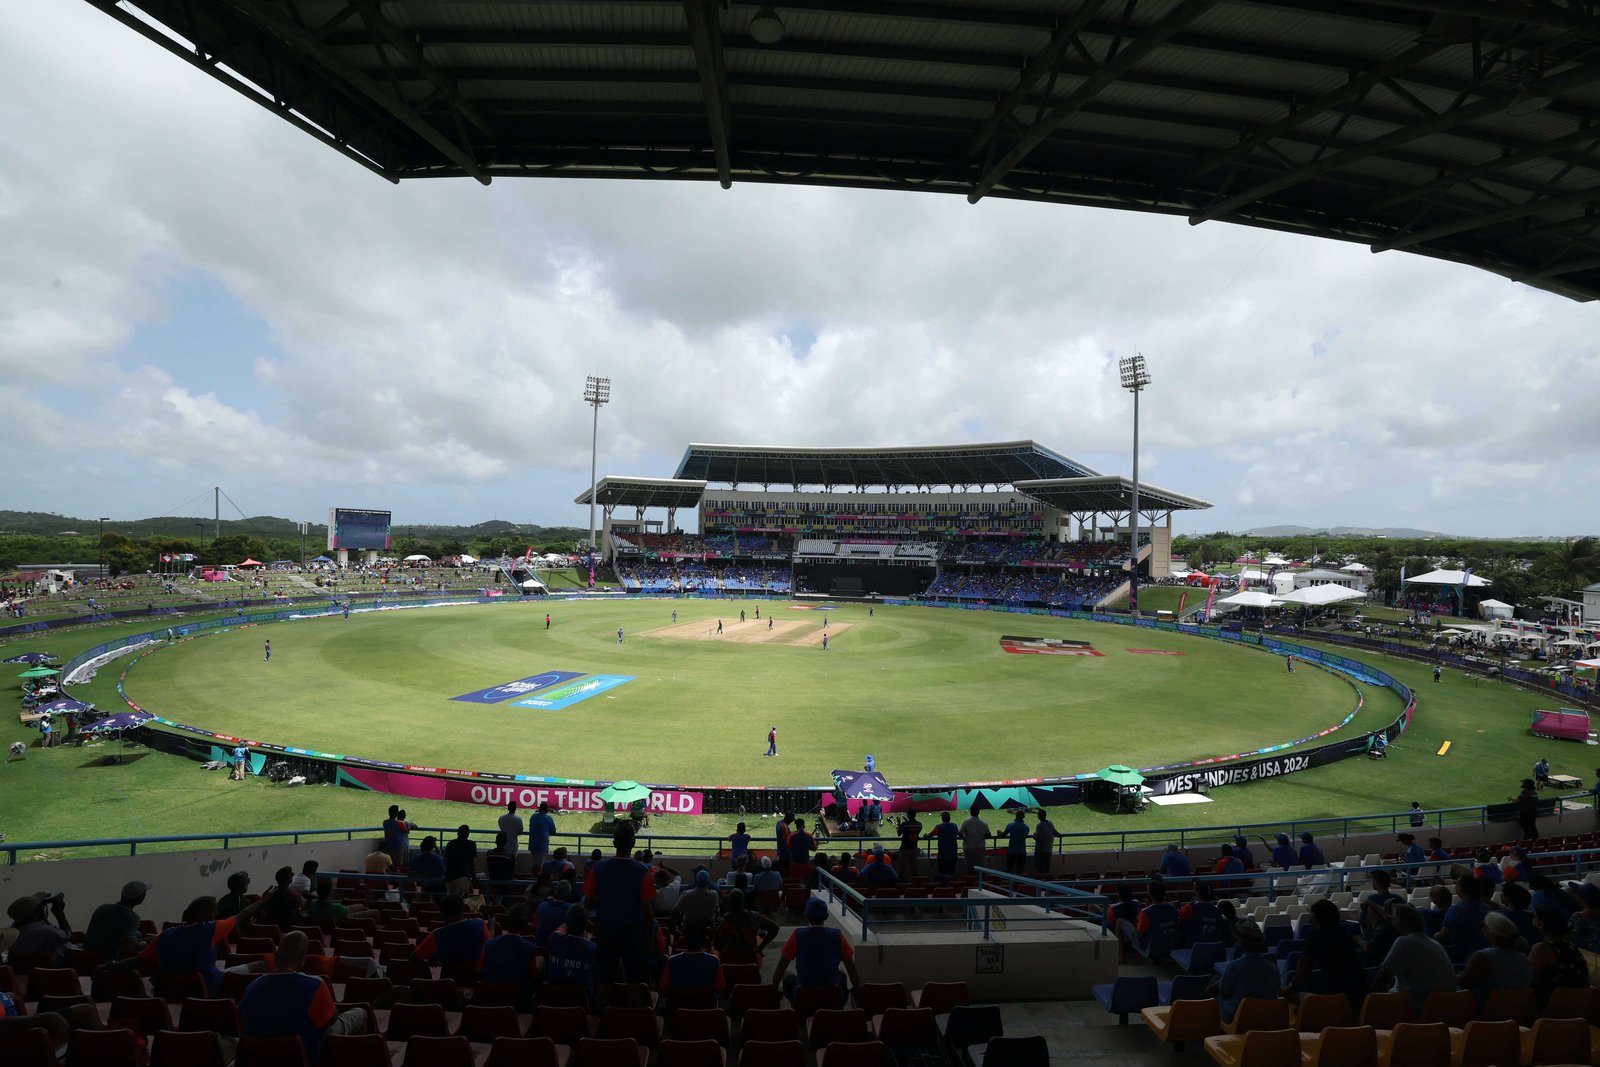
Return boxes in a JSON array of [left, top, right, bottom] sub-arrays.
[[18, 667, 60, 678], [82, 712, 153, 733], [311, 555, 333, 562], [830, 770, 894, 802], [237, 558, 264, 567], [597, 780, 651, 805], [1275, 585, 1367, 607], [3, 652, 59, 664], [31, 698, 94, 716], [1215, 591, 1279, 609], [1530, 708, 1590, 743], [403, 554, 432, 562], [1096, 764, 1145, 787]]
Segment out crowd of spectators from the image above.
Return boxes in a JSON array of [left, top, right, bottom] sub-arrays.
[[923, 571, 1120, 608], [942, 539, 1124, 565], [616, 563, 792, 593]]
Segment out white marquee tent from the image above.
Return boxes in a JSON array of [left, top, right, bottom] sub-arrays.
[[1477, 598, 1514, 620], [1276, 584, 1368, 607], [1216, 591, 1280, 609]]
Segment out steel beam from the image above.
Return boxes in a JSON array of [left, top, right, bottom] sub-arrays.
[[968, 0, 1221, 202], [217, 0, 490, 183], [346, 0, 495, 139], [682, 0, 733, 188], [1374, 185, 1600, 251], [965, 0, 1111, 159], [1363, 125, 1600, 213], [1514, 252, 1600, 281], [1190, 63, 1600, 225]]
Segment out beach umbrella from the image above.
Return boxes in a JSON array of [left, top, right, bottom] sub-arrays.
[[31, 698, 94, 716], [81, 712, 153, 733], [830, 770, 895, 801], [3, 652, 59, 664], [1096, 764, 1145, 787], [598, 780, 652, 805], [18, 667, 60, 678]]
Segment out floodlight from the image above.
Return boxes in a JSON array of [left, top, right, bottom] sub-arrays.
[[750, 4, 785, 45], [1118, 353, 1151, 391]]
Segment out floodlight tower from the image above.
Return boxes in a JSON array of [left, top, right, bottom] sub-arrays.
[[1119, 353, 1152, 614], [583, 375, 611, 553]]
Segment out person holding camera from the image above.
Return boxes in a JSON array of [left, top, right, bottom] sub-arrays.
[[6, 892, 72, 966]]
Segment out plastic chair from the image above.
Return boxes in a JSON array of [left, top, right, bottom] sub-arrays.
[[1295, 993, 1355, 1033], [149, 1030, 227, 1067], [1539, 983, 1599, 1024], [806, 1007, 871, 1049], [721, 965, 761, 990], [792, 985, 843, 1021], [1480, 986, 1537, 1027], [107, 994, 174, 1037], [1170, 940, 1227, 975], [407, 979, 461, 1009], [469, 981, 524, 1009], [1357, 991, 1414, 1030], [219, 971, 262, 1002], [342, 977, 394, 1005], [386, 1002, 449, 1041], [1449, 1018, 1521, 1067], [1415, 988, 1474, 1029], [671, 1008, 730, 1047], [910, 982, 967, 1015], [598, 1006, 662, 1048], [1301, 1025, 1376, 1067], [872, 1007, 939, 1047], [152, 972, 208, 1004], [91, 969, 148, 1002], [573, 1037, 645, 1067], [400, 1035, 474, 1067], [656, 1039, 726, 1067], [536, 1005, 596, 1047], [976, 1035, 1049, 1067], [740, 1007, 799, 1045], [1159, 973, 1212, 1005], [1518, 1016, 1591, 1066], [854, 983, 906, 1019], [25, 967, 82, 1001], [66, 1028, 142, 1067], [1378, 1021, 1448, 1067], [178, 997, 241, 1036], [1140, 998, 1222, 1052], [815, 1041, 886, 1067], [537, 984, 591, 1009], [457, 1005, 522, 1043], [735, 1040, 805, 1067], [0, 1026, 57, 1067], [483, 1037, 564, 1067], [1222, 996, 1292, 1035], [1090, 974, 1159, 1025], [1202, 1027, 1301, 1067], [320, 1033, 394, 1067], [727, 984, 779, 1019], [943, 1004, 1003, 1053]]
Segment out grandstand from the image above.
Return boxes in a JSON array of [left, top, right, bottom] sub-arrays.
[[577, 442, 1210, 603]]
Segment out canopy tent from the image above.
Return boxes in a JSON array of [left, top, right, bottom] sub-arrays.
[[1477, 598, 1515, 621], [1404, 569, 1491, 586], [403, 554, 432, 562], [1262, 555, 1291, 566], [237, 558, 264, 567], [18, 667, 60, 678], [1530, 708, 1591, 743], [3, 652, 59, 664], [1096, 764, 1145, 787], [1216, 591, 1280, 609], [1551, 638, 1586, 649], [82, 711, 153, 733], [457, 554, 478, 564], [597, 780, 651, 805], [1275, 585, 1367, 607], [310, 555, 333, 562], [521, 579, 546, 590], [830, 769, 895, 802], [1339, 562, 1371, 572]]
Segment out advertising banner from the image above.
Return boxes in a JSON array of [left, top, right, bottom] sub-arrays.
[[338, 766, 703, 814]]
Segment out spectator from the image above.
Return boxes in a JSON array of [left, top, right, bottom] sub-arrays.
[[1500, 846, 1530, 884], [409, 836, 447, 892], [1373, 903, 1457, 1003], [774, 813, 793, 873], [1032, 809, 1057, 875], [443, 825, 478, 897], [7, 892, 72, 966], [216, 872, 252, 920], [478, 904, 540, 1008], [1178, 881, 1226, 946], [789, 819, 817, 885], [260, 866, 304, 930], [362, 842, 393, 875], [1206, 919, 1278, 1024], [381, 805, 411, 863], [1360, 870, 1402, 934], [535, 882, 574, 948], [289, 861, 318, 896], [753, 856, 784, 894], [1213, 844, 1245, 890], [1286, 898, 1368, 1009], [82, 881, 151, 960], [1118, 882, 1180, 963], [1418, 884, 1451, 937], [772, 898, 860, 1008], [1528, 906, 1591, 1008], [1437, 876, 1492, 963], [959, 807, 990, 874], [1471, 848, 1504, 887], [582, 826, 656, 987], [729, 822, 751, 865], [1408, 802, 1426, 828], [861, 845, 899, 887], [895, 811, 924, 878], [527, 802, 557, 872], [714, 889, 773, 960], [1396, 833, 1426, 889], [1264, 832, 1296, 870], [1459, 912, 1532, 1010], [653, 862, 685, 914], [105, 892, 273, 995], [927, 811, 960, 880], [541, 847, 576, 884], [659, 928, 725, 1005], [1157, 843, 1192, 879], [1566, 882, 1600, 951], [677, 869, 720, 945], [484, 833, 516, 901], [412, 894, 489, 967], [1499, 882, 1540, 946], [829, 852, 859, 884], [544, 904, 597, 1000], [1529, 875, 1579, 920], [498, 802, 523, 864], [1106, 884, 1139, 963], [307, 880, 378, 924], [240, 930, 368, 1065], [1002, 810, 1029, 873], [1298, 832, 1325, 869]]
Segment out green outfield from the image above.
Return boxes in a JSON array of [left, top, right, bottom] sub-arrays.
[[0, 598, 1582, 853]]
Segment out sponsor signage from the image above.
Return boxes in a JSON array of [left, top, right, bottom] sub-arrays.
[[1127, 649, 1185, 656], [451, 670, 586, 704], [339, 766, 703, 814], [999, 636, 1103, 657], [510, 674, 635, 710]]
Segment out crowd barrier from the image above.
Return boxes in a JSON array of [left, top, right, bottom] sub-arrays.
[[55, 594, 1415, 816]]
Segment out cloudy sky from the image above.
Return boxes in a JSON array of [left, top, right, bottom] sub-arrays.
[[3, 3, 1597, 538]]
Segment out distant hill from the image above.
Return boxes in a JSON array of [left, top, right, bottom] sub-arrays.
[[0, 510, 583, 544], [1237, 524, 1453, 539]]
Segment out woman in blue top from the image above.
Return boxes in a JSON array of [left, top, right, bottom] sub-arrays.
[[1286, 899, 1369, 1010], [1459, 911, 1532, 1009]]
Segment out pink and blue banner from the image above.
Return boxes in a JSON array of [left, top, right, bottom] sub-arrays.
[[338, 766, 703, 814], [451, 670, 585, 704]]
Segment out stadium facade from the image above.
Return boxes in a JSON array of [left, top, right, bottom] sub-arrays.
[[575, 441, 1210, 606]]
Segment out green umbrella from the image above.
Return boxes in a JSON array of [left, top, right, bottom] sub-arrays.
[[598, 780, 652, 805], [18, 667, 60, 679], [1095, 764, 1145, 787]]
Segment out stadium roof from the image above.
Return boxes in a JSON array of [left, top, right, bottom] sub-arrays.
[[574, 476, 708, 509], [1014, 475, 1212, 513], [674, 441, 1095, 487], [94, 1, 1600, 302]]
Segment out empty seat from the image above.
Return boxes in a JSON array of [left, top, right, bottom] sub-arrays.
[[107, 994, 174, 1036], [1141, 998, 1222, 1052], [385, 1002, 449, 1041], [909, 982, 967, 1015], [1540, 984, 1599, 1024], [598, 1006, 661, 1049], [177, 998, 240, 1037], [854, 983, 906, 1019], [25, 968, 82, 1002], [1480, 986, 1536, 1027], [1357, 992, 1413, 1030], [671, 1008, 729, 1047], [456, 1005, 522, 1043], [400, 1035, 474, 1067], [976, 1035, 1048, 1067], [740, 1007, 799, 1045], [734, 1040, 805, 1067], [1378, 1021, 1449, 1067], [1090, 975, 1159, 1025], [1202, 1027, 1301, 1067], [727, 984, 780, 1019], [573, 1037, 645, 1067], [149, 1030, 227, 1067], [1300, 1024, 1376, 1067], [1294, 993, 1354, 1033], [656, 1039, 725, 1067], [1447, 1020, 1520, 1067], [806, 1008, 871, 1050], [815, 1041, 887, 1067], [67, 1029, 143, 1067], [1416, 989, 1474, 1028], [320, 1033, 393, 1067], [1518, 1016, 1592, 1066], [1223, 997, 1292, 1035], [872, 1008, 939, 1047], [535, 1005, 595, 1048]]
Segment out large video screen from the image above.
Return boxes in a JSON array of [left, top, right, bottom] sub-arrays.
[[328, 508, 392, 551]]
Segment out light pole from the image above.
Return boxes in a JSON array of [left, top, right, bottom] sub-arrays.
[[1119, 353, 1152, 614], [97, 517, 110, 578], [583, 375, 611, 554]]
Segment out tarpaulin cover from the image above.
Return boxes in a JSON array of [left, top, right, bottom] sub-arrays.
[[1530, 707, 1590, 742]]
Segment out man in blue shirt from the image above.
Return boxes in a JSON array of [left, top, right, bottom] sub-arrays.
[[1435, 876, 1490, 963], [1298, 832, 1325, 868], [861, 846, 899, 887], [1397, 833, 1427, 889], [527, 802, 557, 872], [412, 894, 488, 967], [1263, 832, 1297, 870], [772, 898, 861, 1008], [1157, 844, 1192, 879], [1002, 810, 1030, 873], [408, 836, 447, 895], [930, 811, 961, 880], [1231, 835, 1256, 871], [478, 905, 540, 1008], [240, 931, 367, 1065], [582, 827, 656, 986], [1206, 920, 1278, 1024], [545, 904, 597, 1000], [788, 818, 817, 885], [729, 822, 751, 864]]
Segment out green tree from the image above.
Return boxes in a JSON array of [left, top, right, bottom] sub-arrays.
[[1550, 536, 1599, 589], [105, 541, 152, 577]]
